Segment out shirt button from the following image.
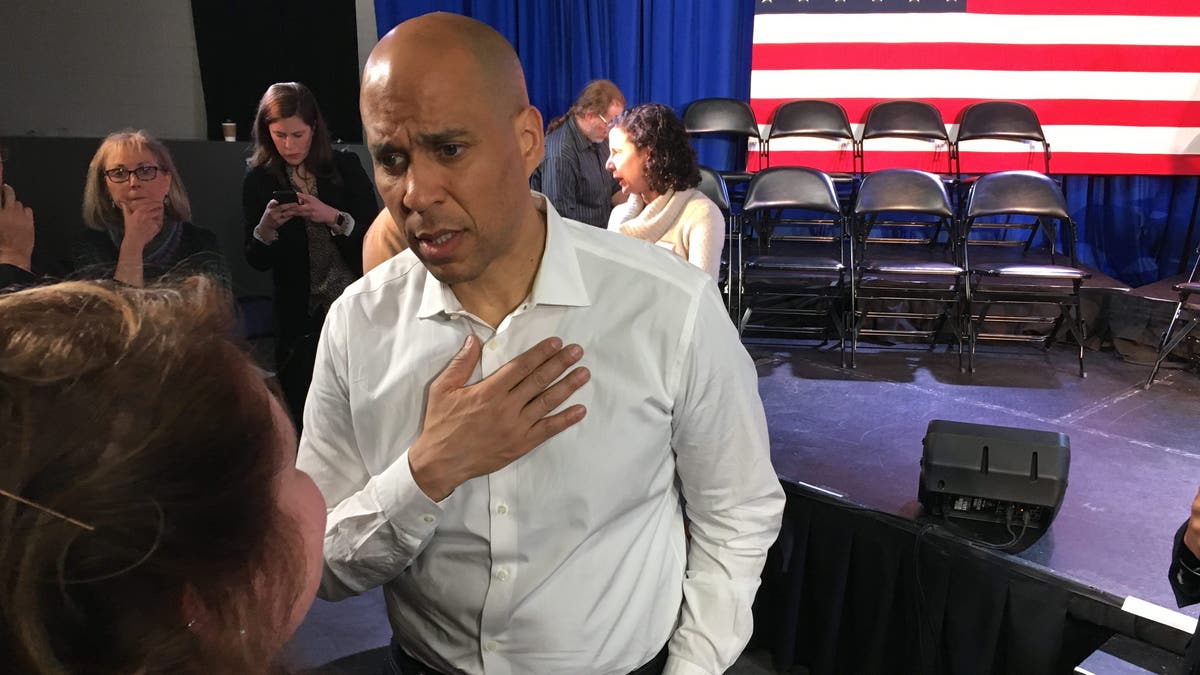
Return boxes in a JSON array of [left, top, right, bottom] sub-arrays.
[[484, 640, 498, 652], [496, 503, 509, 515], [422, 515, 435, 523], [496, 568, 510, 581], [487, 340, 499, 351]]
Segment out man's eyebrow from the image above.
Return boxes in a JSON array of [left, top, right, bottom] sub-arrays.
[[414, 129, 471, 147], [371, 142, 401, 159]]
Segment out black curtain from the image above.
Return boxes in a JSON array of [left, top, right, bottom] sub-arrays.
[[748, 484, 1178, 674], [190, 1, 363, 143]]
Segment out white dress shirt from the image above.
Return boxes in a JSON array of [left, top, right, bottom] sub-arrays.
[[298, 194, 784, 675]]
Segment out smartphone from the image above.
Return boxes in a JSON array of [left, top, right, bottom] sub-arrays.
[[272, 190, 299, 204]]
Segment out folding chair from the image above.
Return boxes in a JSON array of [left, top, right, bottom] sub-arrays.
[[765, 100, 859, 173], [860, 100, 952, 175], [683, 98, 763, 201], [738, 167, 849, 364], [851, 169, 964, 368], [960, 171, 1089, 376], [697, 165, 735, 313], [953, 101, 1051, 178], [1144, 241, 1200, 388]]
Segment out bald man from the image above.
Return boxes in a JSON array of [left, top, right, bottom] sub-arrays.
[[297, 13, 783, 675]]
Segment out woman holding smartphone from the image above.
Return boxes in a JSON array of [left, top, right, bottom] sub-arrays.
[[243, 82, 378, 424]]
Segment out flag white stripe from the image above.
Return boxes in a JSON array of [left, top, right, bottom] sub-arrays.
[[752, 13, 1200, 47], [751, 69, 1200, 102], [763, 125, 1200, 155]]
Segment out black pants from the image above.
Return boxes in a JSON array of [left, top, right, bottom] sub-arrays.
[[385, 641, 669, 675]]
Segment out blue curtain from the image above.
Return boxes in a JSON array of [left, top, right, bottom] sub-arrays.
[[1064, 175, 1200, 287], [372, 1, 1200, 288]]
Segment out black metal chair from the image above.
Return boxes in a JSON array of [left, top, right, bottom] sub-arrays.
[[953, 101, 1051, 178], [697, 165, 735, 313], [1144, 242, 1200, 388], [738, 167, 849, 364], [851, 169, 963, 368], [683, 98, 763, 198], [765, 99, 859, 174], [960, 171, 1089, 376], [860, 100, 952, 174]]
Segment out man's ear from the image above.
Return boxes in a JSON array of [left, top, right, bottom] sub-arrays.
[[516, 105, 545, 178]]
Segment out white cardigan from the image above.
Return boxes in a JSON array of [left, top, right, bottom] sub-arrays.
[[608, 188, 725, 281]]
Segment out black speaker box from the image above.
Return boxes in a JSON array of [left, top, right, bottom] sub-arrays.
[[919, 419, 1069, 533]]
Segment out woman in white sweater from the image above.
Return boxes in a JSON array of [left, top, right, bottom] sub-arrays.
[[605, 103, 725, 280]]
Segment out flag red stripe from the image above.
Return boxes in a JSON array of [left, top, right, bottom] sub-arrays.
[[751, 43, 1200, 74], [966, 0, 1200, 17], [758, 150, 1200, 176], [749, 98, 1200, 128]]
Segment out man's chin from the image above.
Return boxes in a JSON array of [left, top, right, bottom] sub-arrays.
[[417, 257, 476, 287]]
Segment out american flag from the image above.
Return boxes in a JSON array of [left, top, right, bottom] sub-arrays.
[[750, 0, 1200, 175]]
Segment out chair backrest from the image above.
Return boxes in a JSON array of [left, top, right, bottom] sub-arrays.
[[743, 167, 841, 215], [766, 100, 859, 173], [966, 171, 1068, 220], [768, 100, 855, 143], [860, 100, 950, 173], [683, 98, 762, 140], [955, 101, 1050, 175], [861, 100, 949, 143], [697, 165, 731, 214], [964, 170, 1075, 263], [854, 169, 953, 218]]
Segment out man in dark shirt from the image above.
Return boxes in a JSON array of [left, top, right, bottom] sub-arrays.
[[1170, 486, 1200, 674], [532, 80, 625, 228]]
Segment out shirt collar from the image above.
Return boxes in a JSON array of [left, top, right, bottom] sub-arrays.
[[567, 116, 601, 151], [416, 192, 592, 320]]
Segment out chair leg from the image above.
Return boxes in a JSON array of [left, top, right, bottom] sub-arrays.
[[850, 302, 860, 369], [1145, 302, 1192, 389], [1075, 303, 1087, 378]]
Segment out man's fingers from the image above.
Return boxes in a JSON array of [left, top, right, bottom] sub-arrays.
[[525, 404, 587, 448], [508, 342, 584, 404], [432, 334, 483, 392], [521, 366, 590, 422], [485, 337, 565, 390], [1, 184, 14, 208]]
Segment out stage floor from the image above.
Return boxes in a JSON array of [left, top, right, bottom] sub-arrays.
[[751, 336, 1200, 622]]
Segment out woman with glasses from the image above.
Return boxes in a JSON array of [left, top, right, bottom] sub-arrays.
[[606, 103, 725, 281], [76, 130, 228, 287], [0, 276, 326, 673], [243, 82, 377, 425]]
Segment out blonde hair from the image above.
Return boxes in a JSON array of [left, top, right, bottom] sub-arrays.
[[82, 130, 193, 232]]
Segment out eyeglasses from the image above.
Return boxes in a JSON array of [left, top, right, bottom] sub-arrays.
[[103, 166, 163, 183], [598, 114, 609, 125]]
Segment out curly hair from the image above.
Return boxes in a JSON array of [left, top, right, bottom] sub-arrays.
[[609, 103, 700, 196]]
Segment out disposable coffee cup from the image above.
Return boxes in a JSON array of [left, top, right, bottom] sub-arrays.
[[222, 120, 236, 142]]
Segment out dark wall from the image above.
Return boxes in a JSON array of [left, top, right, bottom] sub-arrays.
[[1, 136, 379, 299], [191, 1, 363, 143]]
